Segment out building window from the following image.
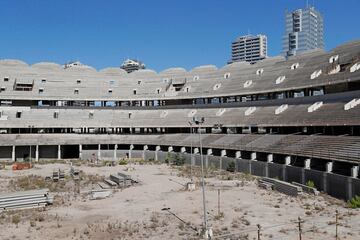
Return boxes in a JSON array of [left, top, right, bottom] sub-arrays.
[[41, 79, 46, 83], [74, 89, 79, 94], [213, 83, 221, 91], [193, 76, 199, 81], [156, 88, 161, 94], [133, 89, 137, 95], [244, 80, 253, 88], [291, 63, 299, 70], [128, 112, 132, 119], [138, 80, 141, 85], [89, 111, 94, 119], [16, 111, 22, 118], [224, 73, 231, 79], [108, 89, 113, 94], [39, 88, 44, 94], [3, 77, 9, 82], [0, 86, 6, 92], [329, 55, 339, 63], [53, 111, 59, 119], [76, 79, 81, 84], [256, 68, 264, 76]]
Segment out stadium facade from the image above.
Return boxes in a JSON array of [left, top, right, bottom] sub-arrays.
[[0, 41, 360, 200]]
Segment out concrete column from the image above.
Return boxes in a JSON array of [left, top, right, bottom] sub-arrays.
[[57, 145, 61, 160], [267, 154, 273, 163], [347, 177, 353, 201], [285, 156, 291, 165], [79, 144, 83, 160], [326, 162, 333, 173], [304, 158, 311, 169], [129, 144, 134, 159], [113, 144, 118, 160], [207, 149, 213, 156], [235, 151, 241, 159], [180, 147, 186, 153], [251, 152, 257, 161], [12, 145, 15, 162], [35, 145, 39, 162], [168, 146, 173, 152], [155, 145, 160, 161], [193, 148, 199, 154], [142, 145, 148, 160], [221, 150, 226, 157], [97, 144, 101, 160], [351, 166, 359, 178]]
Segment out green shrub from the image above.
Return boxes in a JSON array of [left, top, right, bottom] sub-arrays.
[[174, 154, 185, 166], [348, 195, 360, 209], [118, 159, 128, 165], [227, 161, 236, 172], [306, 180, 315, 188]]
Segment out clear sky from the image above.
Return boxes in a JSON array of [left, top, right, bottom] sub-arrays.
[[0, 0, 359, 72]]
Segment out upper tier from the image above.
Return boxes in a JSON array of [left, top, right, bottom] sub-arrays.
[[1, 40, 360, 101]]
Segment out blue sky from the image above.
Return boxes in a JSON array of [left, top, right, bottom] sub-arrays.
[[0, 0, 359, 72]]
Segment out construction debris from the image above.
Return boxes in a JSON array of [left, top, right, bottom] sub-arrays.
[[292, 182, 320, 195], [0, 189, 53, 212], [52, 169, 65, 182], [260, 178, 303, 197], [70, 166, 80, 180], [90, 189, 112, 200], [12, 162, 32, 171]]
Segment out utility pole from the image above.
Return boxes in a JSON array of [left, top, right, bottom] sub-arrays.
[[257, 224, 261, 240], [297, 217, 304, 240], [335, 210, 339, 240]]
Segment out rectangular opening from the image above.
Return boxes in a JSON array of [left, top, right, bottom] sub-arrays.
[[39, 88, 44, 94], [74, 89, 79, 94], [41, 79, 46, 83], [53, 111, 59, 119], [16, 111, 22, 118], [4, 77, 9, 82], [133, 89, 137, 95], [0, 86, 5, 92], [108, 89, 113, 94], [76, 79, 81, 84]]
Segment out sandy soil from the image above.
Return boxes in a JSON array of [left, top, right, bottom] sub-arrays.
[[0, 162, 359, 240]]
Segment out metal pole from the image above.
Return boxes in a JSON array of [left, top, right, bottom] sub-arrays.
[[298, 217, 303, 240], [199, 123, 208, 234], [218, 189, 220, 216], [257, 224, 261, 240], [335, 210, 339, 240]]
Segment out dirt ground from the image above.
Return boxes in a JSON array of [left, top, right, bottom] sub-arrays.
[[0, 161, 359, 240]]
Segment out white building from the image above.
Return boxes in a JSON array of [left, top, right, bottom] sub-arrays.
[[282, 6, 324, 56], [230, 34, 267, 64]]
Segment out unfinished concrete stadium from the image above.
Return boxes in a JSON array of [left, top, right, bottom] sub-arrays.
[[0, 40, 360, 239], [1, 40, 360, 199]]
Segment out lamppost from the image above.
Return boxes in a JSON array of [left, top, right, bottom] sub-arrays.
[[192, 117, 212, 239]]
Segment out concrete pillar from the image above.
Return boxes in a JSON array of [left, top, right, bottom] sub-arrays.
[[12, 145, 15, 162], [251, 152, 257, 161], [193, 148, 199, 154], [304, 158, 311, 169], [79, 144, 83, 160], [351, 166, 359, 178], [221, 150, 226, 157], [285, 156, 291, 165], [180, 147, 186, 153], [142, 145, 148, 160], [35, 145, 39, 162], [267, 154, 273, 163], [347, 177, 353, 201], [326, 162, 333, 173], [168, 146, 173, 152], [129, 144, 134, 159], [155, 145, 160, 161], [57, 145, 61, 160], [207, 149, 213, 156], [235, 151, 241, 159], [97, 144, 101, 160], [113, 144, 118, 160]]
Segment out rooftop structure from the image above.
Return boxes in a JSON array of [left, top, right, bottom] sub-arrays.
[[230, 34, 267, 64], [282, 6, 324, 56], [120, 59, 146, 73]]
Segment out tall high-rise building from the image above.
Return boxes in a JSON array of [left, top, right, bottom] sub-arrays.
[[282, 6, 324, 56], [229, 34, 267, 64]]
